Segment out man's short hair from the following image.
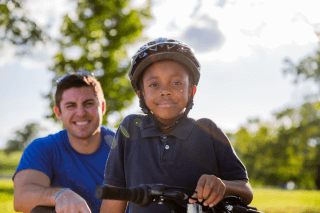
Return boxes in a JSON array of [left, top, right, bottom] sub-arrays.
[[55, 74, 105, 110]]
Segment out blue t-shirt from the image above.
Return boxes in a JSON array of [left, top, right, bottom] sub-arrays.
[[14, 126, 116, 213]]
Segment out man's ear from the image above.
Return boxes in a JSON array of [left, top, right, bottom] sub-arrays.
[[54, 106, 62, 120], [101, 99, 106, 115]]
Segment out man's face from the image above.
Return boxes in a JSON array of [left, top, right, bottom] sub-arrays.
[[55, 86, 105, 141], [138, 61, 194, 126]]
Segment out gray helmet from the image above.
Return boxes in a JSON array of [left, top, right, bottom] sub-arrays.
[[128, 37, 201, 93]]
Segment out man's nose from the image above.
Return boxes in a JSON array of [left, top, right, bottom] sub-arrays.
[[76, 105, 86, 116]]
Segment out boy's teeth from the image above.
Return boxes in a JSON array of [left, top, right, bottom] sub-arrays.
[[76, 121, 89, 125]]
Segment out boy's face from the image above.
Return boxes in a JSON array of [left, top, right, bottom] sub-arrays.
[[137, 61, 195, 126]]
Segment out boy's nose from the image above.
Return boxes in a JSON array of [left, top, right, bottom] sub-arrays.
[[160, 87, 172, 96]]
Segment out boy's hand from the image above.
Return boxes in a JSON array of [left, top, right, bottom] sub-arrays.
[[189, 174, 226, 208]]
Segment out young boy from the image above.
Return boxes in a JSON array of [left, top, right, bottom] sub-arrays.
[[100, 38, 253, 213]]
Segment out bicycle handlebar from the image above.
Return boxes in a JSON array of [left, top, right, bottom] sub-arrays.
[[95, 184, 189, 207], [95, 185, 147, 205], [30, 206, 56, 213], [31, 184, 263, 213], [96, 184, 263, 213]]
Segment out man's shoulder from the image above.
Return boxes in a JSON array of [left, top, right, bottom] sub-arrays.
[[101, 125, 116, 136], [28, 130, 66, 149]]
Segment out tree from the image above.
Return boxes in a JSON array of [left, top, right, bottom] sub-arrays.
[[45, 0, 152, 125], [274, 102, 320, 189], [283, 45, 320, 95], [4, 122, 42, 155], [229, 120, 283, 186], [0, 0, 49, 55], [0, 0, 152, 125], [282, 45, 320, 189], [229, 109, 320, 189]]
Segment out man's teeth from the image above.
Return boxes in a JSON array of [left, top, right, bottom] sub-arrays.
[[75, 121, 89, 125]]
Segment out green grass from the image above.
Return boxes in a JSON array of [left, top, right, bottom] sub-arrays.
[[0, 151, 21, 212], [0, 150, 22, 176], [0, 179, 16, 213], [251, 187, 320, 213]]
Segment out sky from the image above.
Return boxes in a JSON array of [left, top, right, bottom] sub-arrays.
[[1, 0, 320, 149]]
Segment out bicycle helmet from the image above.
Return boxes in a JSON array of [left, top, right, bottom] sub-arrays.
[[128, 37, 201, 130], [129, 37, 201, 93]]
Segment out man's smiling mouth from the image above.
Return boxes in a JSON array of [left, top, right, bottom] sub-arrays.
[[74, 121, 89, 126]]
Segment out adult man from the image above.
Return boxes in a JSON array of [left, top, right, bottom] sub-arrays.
[[13, 71, 115, 213]]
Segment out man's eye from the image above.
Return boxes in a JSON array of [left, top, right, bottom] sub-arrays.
[[86, 102, 94, 107], [66, 105, 74, 109], [173, 82, 182, 86]]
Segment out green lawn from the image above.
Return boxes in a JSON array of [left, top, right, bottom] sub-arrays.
[[0, 151, 22, 176], [0, 179, 16, 213], [251, 187, 320, 213], [0, 151, 21, 212], [1, 179, 319, 213]]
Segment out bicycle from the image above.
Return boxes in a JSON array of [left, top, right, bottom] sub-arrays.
[[95, 183, 263, 213], [31, 183, 263, 213]]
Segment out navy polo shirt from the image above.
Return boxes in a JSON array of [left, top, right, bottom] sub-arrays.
[[104, 114, 248, 213]]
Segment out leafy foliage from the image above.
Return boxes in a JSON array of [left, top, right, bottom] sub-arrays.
[[45, 0, 152, 125], [0, 0, 152, 126], [230, 101, 320, 189], [283, 45, 320, 86], [0, 0, 49, 54], [228, 45, 320, 189]]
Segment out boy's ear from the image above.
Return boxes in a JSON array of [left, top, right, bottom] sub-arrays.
[[189, 85, 197, 98], [54, 106, 62, 120], [137, 90, 141, 99], [193, 85, 197, 96]]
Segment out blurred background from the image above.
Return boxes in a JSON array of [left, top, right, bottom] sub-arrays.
[[1, 0, 320, 212]]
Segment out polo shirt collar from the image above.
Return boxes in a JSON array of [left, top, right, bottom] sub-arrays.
[[140, 115, 196, 140]]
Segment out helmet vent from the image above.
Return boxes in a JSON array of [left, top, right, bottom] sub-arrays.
[[167, 44, 175, 50], [139, 52, 148, 58], [149, 46, 158, 51]]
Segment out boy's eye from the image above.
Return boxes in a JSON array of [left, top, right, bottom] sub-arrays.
[[173, 82, 182, 86], [149, 83, 158, 87]]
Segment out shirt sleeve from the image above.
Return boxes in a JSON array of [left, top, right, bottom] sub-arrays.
[[103, 119, 128, 187], [198, 118, 248, 181], [13, 137, 53, 180]]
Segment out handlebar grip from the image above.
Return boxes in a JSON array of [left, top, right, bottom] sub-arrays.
[[30, 206, 56, 213], [95, 185, 146, 204]]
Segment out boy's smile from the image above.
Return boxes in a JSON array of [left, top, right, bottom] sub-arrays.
[[137, 60, 196, 126]]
